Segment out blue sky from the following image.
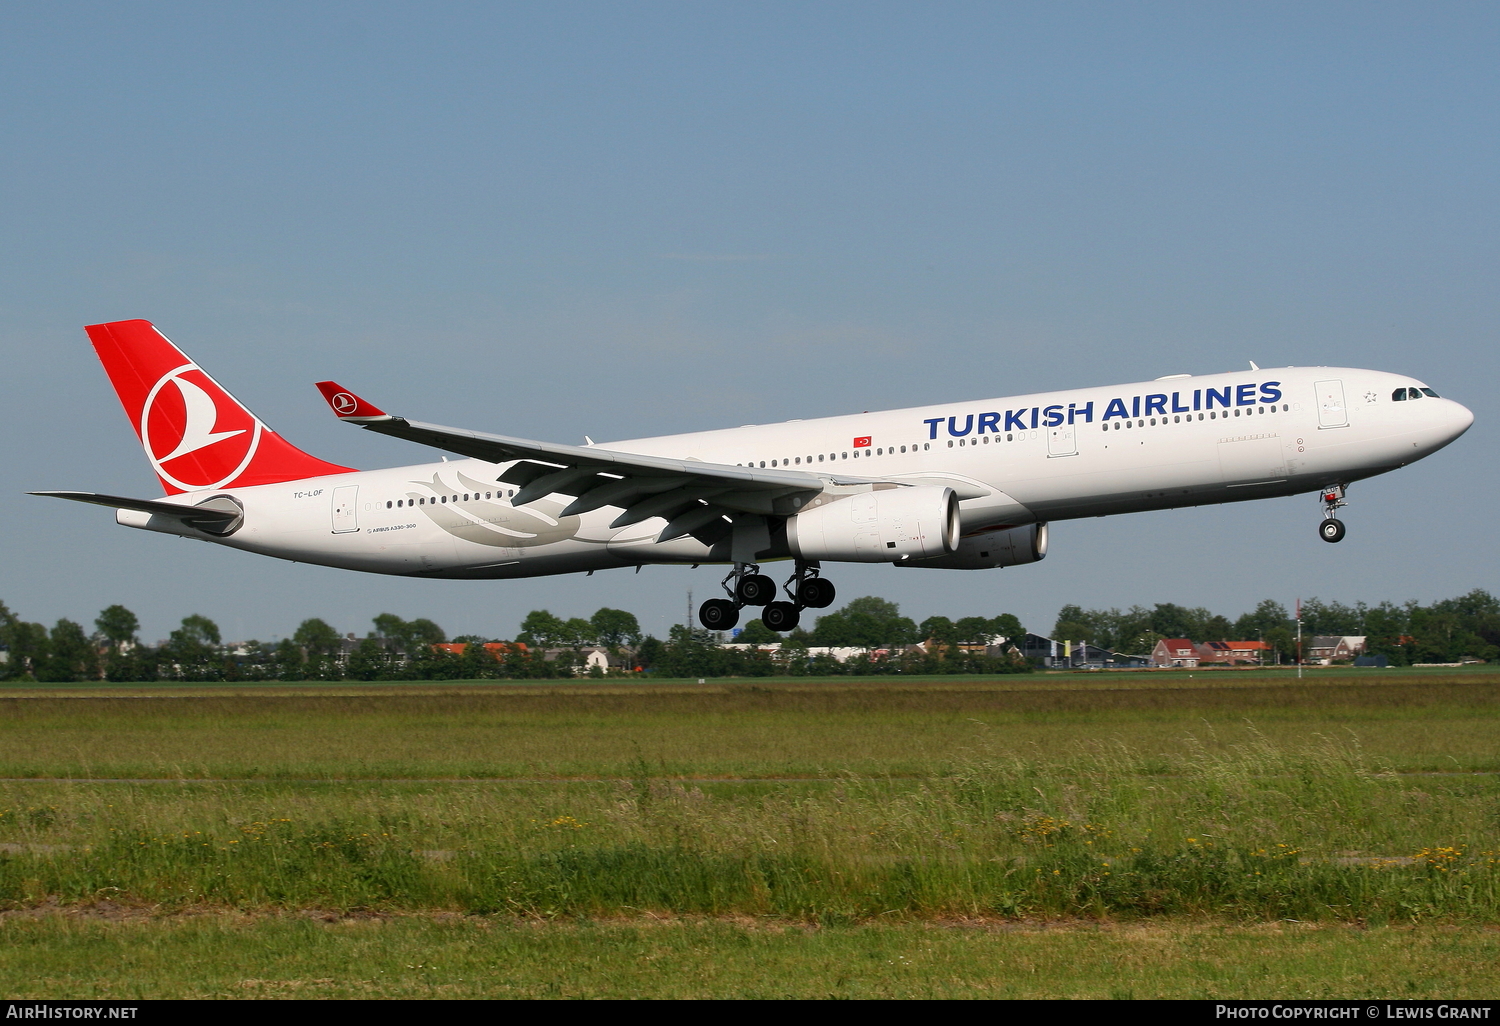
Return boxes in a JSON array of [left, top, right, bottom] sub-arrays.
[[3, 1, 1496, 644]]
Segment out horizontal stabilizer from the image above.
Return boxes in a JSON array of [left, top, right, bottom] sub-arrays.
[[31, 490, 244, 535]]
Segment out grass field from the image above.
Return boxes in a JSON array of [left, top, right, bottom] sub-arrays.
[[1, 668, 1497, 997], [1, 669, 1497, 778], [2, 916, 1497, 999]]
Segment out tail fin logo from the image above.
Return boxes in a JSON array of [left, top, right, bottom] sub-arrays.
[[329, 392, 359, 415], [84, 319, 357, 494], [141, 364, 264, 491]]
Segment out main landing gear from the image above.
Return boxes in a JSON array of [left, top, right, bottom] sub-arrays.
[[1318, 484, 1348, 543], [697, 561, 837, 634]]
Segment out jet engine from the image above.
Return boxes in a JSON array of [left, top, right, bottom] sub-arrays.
[[897, 522, 1048, 570], [787, 485, 959, 563]]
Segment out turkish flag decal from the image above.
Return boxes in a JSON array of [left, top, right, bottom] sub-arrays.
[[853, 436, 872, 448]]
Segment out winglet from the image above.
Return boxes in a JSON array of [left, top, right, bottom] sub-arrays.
[[315, 381, 392, 422]]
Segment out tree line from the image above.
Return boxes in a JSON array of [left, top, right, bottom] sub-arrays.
[[0, 596, 1029, 682], [1052, 590, 1500, 664], [17, 588, 1488, 682], [0, 601, 512, 683]]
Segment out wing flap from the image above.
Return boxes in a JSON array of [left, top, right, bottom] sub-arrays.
[[608, 484, 728, 528], [558, 477, 682, 518], [659, 503, 729, 543], [497, 460, 570, 487]]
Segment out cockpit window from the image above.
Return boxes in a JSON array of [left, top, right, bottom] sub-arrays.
[[1409, 388, 1424, 399], [1420, 387, 1440, 398], [1392, 388, 1408, 401]]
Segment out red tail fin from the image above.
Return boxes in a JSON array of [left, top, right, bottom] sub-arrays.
[[85, 319, 355, 495]]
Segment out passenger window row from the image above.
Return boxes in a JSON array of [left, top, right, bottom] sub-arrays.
[[1101, 404, 1291, 431], [383, 489, 516, 510], [948, 433, 1032, 447], [739, 444, 933, 469]]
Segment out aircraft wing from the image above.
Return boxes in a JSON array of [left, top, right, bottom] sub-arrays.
[[315, 381, 885, 541]]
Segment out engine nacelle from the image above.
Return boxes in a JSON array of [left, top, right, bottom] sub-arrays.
[[787, 485, 959, 563], [898, 522, 1048, 570]]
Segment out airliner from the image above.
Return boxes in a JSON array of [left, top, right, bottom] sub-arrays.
[[35, 319, 1474, 633]]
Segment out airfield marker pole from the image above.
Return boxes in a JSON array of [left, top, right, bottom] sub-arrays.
[[1296, 598, 1303, 680]]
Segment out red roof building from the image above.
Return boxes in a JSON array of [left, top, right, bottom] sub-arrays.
[[1152, 639, 1272, 667], [1198, 640, 1271, 665], [1152, 638, 1200, 667]]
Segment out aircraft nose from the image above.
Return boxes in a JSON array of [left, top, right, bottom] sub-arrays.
[[1446, 399, 1475, 440]]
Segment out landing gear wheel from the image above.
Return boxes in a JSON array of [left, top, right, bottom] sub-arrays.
[[762, 601, 801, 633], [699, 598, 740, 631], [736, 574, 778, 606], [1319, 518, 1346, 543], [797, 576, 836, 609]]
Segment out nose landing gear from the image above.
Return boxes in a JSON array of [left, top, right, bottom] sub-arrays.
[[1318, 485, 1348, 543]]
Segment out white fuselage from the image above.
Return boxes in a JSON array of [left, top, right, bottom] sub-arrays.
[[120, 366, 1473, 579]]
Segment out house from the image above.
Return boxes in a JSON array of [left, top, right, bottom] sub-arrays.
[[1197, 640, 1272, 665], [578, 646, 632, 673], [1222, 640, 1272, 663], [535, 646, 632, 674], [1153, 638, 1272, 667], [1152, 638, 1200, 667], [1306, 636, 1366, 664]]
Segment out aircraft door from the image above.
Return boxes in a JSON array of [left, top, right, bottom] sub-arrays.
[[1315, 379, 1348, 429], [331, 485, 360, 534], [1047, 422, 1077, 457]]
